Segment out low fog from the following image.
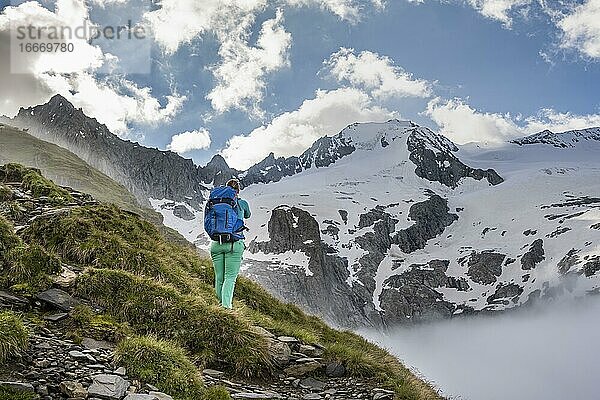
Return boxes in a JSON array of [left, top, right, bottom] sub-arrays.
[[362, 298, 600, 400]]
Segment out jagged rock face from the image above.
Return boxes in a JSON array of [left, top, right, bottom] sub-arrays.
[[10, 95, 210, 208], [521, 239, 545, 270], [487, 283, 523, 305], [465, 252, 507, 285], [248, 206, 380, 327], [512, 127, 600, 148], [380, 260, 471, 324], [240, 135, 355, 187], [407, 129, 504, 187], [583, 256, 600, 277], [394, 195, 458, 253]]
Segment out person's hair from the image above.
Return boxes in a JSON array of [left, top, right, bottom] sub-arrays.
[[226, 178, 241, 193]]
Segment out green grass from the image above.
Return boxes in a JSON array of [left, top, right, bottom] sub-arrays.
[[0, 125, 187, 244], [0, 311, 29, 363], [115, 336, 204, 400], [0, 387, 37, 400], [201, 386, 231, 400], [69, 305, 132, 343], [0, 163, 72, 204], [0, 216, 61, 295]]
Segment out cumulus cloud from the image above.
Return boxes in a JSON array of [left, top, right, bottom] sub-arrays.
[[466, 0, 531, 25], [167, 129, 212, 153], [206, 9, 292, 117], [425, 97, 521, 143], [324, 48, 432, 99], [425, 97, 600, 144], [221, 87, 395, 169], [285, 0, 384, 21], [0, 0, 185, 136], [556, 0, 600, 59]]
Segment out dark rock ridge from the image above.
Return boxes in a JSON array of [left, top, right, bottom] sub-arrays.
[[8, 95, 239, 208], [394, 194, 458, 253], [512, 127, 600, 148], [380, 260, 470, 324], [248, 206, 380, 327], [407, 128, 504, 187], [487, 283, 523, 305], [239, 130, 355, 187], [464, 251, 507, 285], [521, 239, 545, 270]]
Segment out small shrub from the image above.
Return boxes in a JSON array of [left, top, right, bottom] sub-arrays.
[[0, 243, 61, 294], [0, 311, 29, 363], [0, 185, 12, 202], [70, 305, 131, 342], [202, 386, 231, 400], [76, 269, 273, 378], [115, 336, 203, 400]]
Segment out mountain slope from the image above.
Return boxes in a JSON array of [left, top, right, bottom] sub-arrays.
[[153, 121, 600, 328], [6, 95, 238, 209], [0, 164, 442, 400]]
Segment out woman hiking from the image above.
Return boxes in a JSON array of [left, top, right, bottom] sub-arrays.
[[205, 178, 251, 309]]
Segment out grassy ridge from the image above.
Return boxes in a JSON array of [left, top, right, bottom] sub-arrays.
[[0, 166, 442, 400]]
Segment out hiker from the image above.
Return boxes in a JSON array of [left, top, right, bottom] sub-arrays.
[[204, 178, 250, 309]]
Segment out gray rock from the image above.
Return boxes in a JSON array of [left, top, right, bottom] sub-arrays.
[[284, 361, 322, 377], [231, 393, 281, 399], [584, 256, 600, 277], [487, 283, 524, 304], [325, 362, 345, 378], [0, 291, 29, 309], [88, 374, 129, 400], [202, 369, 224, 378], [148, 392, 173, 400], [299, 377, 326, 391], [59, 381, 87, 398], [114, 367, 126, 376], [268, 339, 292, 367], [124, 395, 159, 400], [521, 239, 545, 270], [35, 288, 80, 311], [43, 313, 69, 322], [465, 251, 506, 285], [82, 338, 114, 350], [172, 205, 195, 221], [302, 394, 322, 400]]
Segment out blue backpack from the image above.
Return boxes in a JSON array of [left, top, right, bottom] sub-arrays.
[[204, 186, 246, 243]]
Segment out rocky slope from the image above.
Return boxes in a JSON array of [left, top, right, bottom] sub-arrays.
[[0, 164, 441, 400]]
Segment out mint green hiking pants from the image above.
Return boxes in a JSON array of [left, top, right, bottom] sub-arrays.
[[210, 240, 244, 309]]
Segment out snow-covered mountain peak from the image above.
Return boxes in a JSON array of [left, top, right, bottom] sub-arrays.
[[338, 120, 417, 149], [513, 127, 600, 148]]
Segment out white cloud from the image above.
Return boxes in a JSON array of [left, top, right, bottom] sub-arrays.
[[167, 129, 212, 153], [221, 87, 395, 169], [425, 97, 521, 143], [0, 0, 185, 136], [425, 97, 600, 144], [206, 9, 292, 116], [557, 0, 600, 59], [524, 109, 600, 133], [466, 0, 531, 25], [324, 47, 432, 99], [285, 0, 384, 21]]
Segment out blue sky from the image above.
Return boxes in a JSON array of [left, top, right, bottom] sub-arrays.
[[1, 0, 600, 169]]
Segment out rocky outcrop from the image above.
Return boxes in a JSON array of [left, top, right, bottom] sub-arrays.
[[512, 127, 600, 148], [583, 256, 600, 277], [558, 248, 580, 274], [487, 283, 523, 305], [248, 206, 379, 327], [465, 251, 507, 284], [380, 260, 469, 324], [521, 239, 545, 270], [394, 194, 458, 253], [407, 129, 504, 187]]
